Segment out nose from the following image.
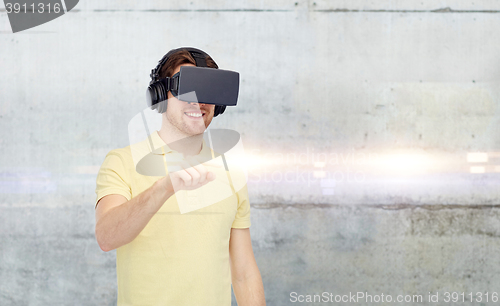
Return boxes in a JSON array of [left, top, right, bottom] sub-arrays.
[[187, 101, 206, 107]]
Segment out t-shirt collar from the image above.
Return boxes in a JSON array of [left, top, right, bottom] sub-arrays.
[[150, 130, 211, 157]]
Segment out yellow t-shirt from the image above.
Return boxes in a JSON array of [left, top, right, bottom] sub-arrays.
[[95, 131, 251, 306]]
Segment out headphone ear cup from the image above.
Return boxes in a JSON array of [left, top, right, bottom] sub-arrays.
[[214, 105, 226, 117], [148, 81, 169, 113], [157, 84, 168, 113]]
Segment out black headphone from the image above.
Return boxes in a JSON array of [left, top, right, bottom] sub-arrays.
[[147, 47, 226, 117]]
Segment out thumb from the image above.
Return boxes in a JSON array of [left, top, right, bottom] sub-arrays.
[[207, 171, 216, 181]]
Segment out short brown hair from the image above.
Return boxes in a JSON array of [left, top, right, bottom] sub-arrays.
[[158, 49, 218, 79]]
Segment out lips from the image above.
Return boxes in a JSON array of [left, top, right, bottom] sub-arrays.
[[184, 111, 204, 118]]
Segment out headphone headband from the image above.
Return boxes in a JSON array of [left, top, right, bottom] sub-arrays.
[[149, 47, 210, 85]]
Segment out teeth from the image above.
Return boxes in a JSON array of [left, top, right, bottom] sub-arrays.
[[185, 112, 202, 117]]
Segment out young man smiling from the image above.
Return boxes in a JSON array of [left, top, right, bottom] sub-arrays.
[[94, 48, 265, 306]]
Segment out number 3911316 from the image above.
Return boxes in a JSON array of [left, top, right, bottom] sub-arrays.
[[5, 2, 62, 14]]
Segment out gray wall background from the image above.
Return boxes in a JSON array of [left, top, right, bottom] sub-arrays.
[[1, 1, 500, 305]]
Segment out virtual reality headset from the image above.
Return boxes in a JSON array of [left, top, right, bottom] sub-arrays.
[[147, 65, 239, 111]]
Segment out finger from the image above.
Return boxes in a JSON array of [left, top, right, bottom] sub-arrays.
[[187, 161, 208, 185], [196, 166, 208, 185], [188, 157, 217, 181], [185, 156, 218, 184], [206, 171, 216, 181], [181, 161, 200, 186], [186, 156, 208, 183], [172, 169, 192, 188], [189, 157, 217, 183]]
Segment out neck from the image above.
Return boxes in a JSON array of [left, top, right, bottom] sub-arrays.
[[158, 124, 204, 157]]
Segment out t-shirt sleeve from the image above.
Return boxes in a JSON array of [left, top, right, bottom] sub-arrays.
[[95, 151, 132, 208], [231, 184, 251, 229]]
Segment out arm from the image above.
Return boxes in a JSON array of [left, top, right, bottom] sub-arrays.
[[95, 176, 173, 252], [95, 159, 216, 252], [229, 228, 266, 306]]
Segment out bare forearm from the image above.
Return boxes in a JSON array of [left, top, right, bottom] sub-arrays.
[[232, 273, 266, 306], [96, 178, 173, 251]]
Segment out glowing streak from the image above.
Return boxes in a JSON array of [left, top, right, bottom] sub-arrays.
[[470, 166, 485, 174], [467, 152, 488, 163], [368, 153, 436, 175]]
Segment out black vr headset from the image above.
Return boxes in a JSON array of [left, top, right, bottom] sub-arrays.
[[146, 47, 240, 117]]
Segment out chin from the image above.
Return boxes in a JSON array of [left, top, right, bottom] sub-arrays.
[[186, 125, 206, 135]]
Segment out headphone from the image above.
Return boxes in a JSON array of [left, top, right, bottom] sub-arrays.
[[147, 47, 226, 117]]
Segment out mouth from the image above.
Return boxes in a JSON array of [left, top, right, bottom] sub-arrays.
[[184, 112, 204, 119]]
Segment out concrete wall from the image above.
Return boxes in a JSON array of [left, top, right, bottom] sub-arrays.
[[1, 1, 500, 305]]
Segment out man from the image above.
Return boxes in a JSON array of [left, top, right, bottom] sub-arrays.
[[94, 47, 265, 306]]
